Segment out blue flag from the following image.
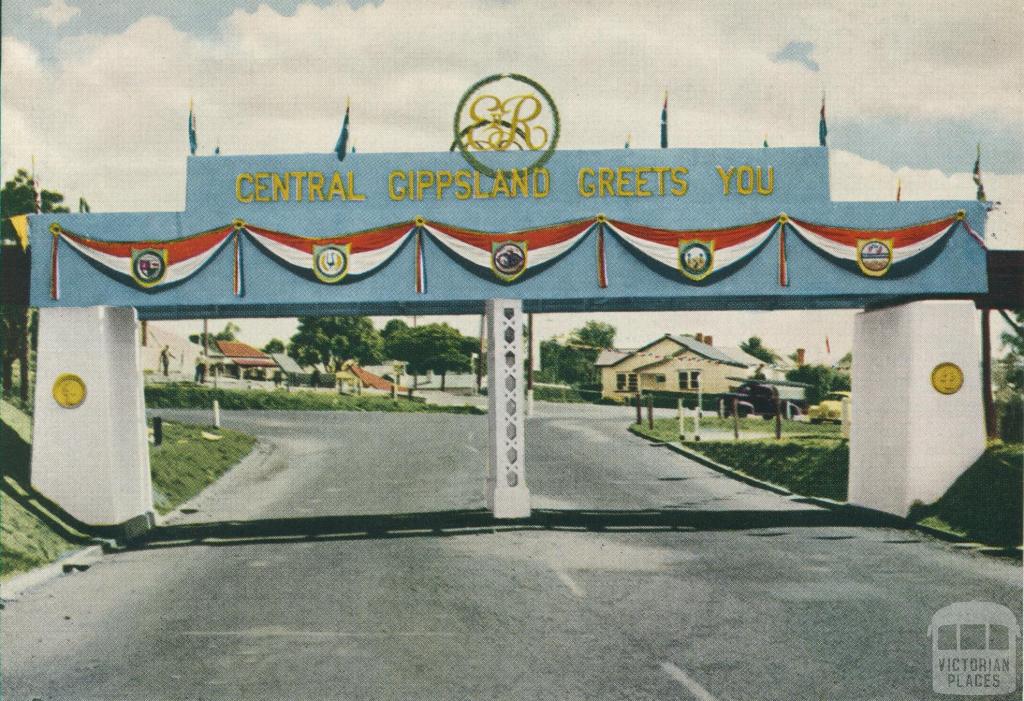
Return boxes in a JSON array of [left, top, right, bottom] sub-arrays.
[[659, 93, 668, 149], [335, 100, 350, 162], [188, 100, 197, 156], [973, 144, 986, 202], [818, 95, 828, 147]]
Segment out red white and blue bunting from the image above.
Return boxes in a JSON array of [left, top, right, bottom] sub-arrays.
[[786, 212, 974, 278], [603, 217, 780, 283], [47, 212, 981, 298], [422, 219, 595, 283], [50, 223, 236, 299]]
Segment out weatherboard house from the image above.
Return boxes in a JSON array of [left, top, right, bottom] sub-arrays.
[[596, 333, 794, 399]]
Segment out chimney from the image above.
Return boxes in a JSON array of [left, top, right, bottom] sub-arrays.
[[695, 332, 704, 343], [704, 335, 713, 346], [796, 348, 805, 366]]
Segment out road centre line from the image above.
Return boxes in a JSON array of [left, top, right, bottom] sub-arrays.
[[660, 661, 721, 701], [554, 569, 586, 598]]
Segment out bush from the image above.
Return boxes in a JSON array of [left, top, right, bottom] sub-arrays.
[[997, 395, 1023, 443], [145, 383, 484, 414]]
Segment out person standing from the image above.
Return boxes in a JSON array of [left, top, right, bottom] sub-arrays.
[[159, 345, 174, 377]]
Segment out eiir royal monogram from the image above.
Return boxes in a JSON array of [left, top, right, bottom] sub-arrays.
[[465, 93, 549, 151]]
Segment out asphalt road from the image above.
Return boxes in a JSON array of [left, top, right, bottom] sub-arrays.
[[3, 403, 1021, 700]]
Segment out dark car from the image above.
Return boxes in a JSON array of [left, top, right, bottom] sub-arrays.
[[721, 381, 804, 419]]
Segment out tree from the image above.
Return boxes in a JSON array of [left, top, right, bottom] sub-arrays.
[[384, 323, 472, 390], [739, 336, 780, 364], [381, 318, 409, 341], [189, 322, 241, 347], [262, 338, 286, 354], [785, 364, 848, 405], [288, 316, 383, 370], [1, 169, 71, 400], [569, 321, 616, 350]]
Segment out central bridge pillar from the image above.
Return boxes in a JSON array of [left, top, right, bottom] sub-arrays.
[[485, 299, 531, 519], [30, 306, 154, 539]]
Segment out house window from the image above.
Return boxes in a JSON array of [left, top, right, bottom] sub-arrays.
[[628, 373, 638, 391], [616, 373, 627, 390], [678, 371, 701, 389], [653, 374, 666, 383]]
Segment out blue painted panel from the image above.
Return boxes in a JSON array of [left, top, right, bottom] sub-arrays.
[[28, 147, 988, 317]]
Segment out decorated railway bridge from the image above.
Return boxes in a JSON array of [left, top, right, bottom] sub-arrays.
[[22, 144, 990, 537]]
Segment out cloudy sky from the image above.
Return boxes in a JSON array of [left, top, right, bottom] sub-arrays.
[[3, 0, 1021, 359]]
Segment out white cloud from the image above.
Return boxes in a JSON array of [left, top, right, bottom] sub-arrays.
[[32, 0, 81, 28]]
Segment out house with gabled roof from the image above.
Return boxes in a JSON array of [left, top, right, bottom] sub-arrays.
[[595, 333, 777, 400]]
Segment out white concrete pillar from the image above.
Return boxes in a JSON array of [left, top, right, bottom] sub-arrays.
[[31, 307, 154, 537], [485, 299, 531, 518], [848, 300, 985, 517]]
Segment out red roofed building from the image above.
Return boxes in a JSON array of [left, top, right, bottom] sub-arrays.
[[216, 340, 277, 379]]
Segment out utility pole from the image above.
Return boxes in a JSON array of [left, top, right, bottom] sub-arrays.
[[981, 309, 997, 438]]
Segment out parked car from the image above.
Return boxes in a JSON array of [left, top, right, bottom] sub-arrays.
[[808, 391, 851, 424], [721, 381, 805, 419]]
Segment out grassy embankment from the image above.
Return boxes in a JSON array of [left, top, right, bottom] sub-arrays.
[[146, 382, 484, 414], [633, 417, 1022, 547], [1, 399, 257, 578]]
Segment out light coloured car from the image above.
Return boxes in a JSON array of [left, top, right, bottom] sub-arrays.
[[808, 391, 851, 424]]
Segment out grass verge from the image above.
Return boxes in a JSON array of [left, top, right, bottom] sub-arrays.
[[146, 383, 484, 414], [908, 442, 1022, 547], [149, 420, 257, 515], [634, 419, 1022, 547], [636, 415, 841, 441]]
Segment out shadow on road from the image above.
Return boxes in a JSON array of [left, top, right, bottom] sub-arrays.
[[132, 506, 889, 550]]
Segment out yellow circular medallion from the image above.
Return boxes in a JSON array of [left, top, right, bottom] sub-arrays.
[[52, 373, 87, 409], [930, 363, 964, 395]]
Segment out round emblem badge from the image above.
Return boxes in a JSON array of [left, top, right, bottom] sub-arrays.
[[679, 241, 714, 281], [858, 239, 894, 276], [313, 245, 349, 283], [492, 241, 527, 281], [931, 362, 964, 395], [453, 73, 560, 178], [52, 373, 87, 409], [132, 249, 167, 286]]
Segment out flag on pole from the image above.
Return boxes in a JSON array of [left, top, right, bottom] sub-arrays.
[[973, 144, 986, 202], [825, 336, 831, 354], [763, 134, 769, 148], [624, 133, 631, 149], [818, 94, 828, 147], [895, 178, 902, 202], [335, 98, 350, 162], [659, 92, 668, 149], [188, 99, 198, 156], [78, 197, 90, 213]]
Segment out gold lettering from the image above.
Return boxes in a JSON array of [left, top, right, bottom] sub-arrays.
[[652, 166, 670, 196], [308, 172, 326, 201], [347, 171, 365, 201], [578, 167, 596, 197], [253, 172, 272, 202], [454, 170, 472, 200], [669, 167, 689, 196], [492, 170, 510, 198], [292, 172, 307, 201], [270, 173, 289, 201], [756, 166, 774, 195], [472, 171, 491, 199], [509, 168, 529, 198], [235, 173, 254, 203], [327, 171, 347, 201], [716, 166, 734, 195], [533, 168, 550, 198], [616, 167, 634, 197], [436, 170, 454, 200], [597, 167, 614, 197], [389, 171, 407, 201], [635, 167, 652, 197], [415, 170, 435, 201], [736, 165, 754, 195]]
